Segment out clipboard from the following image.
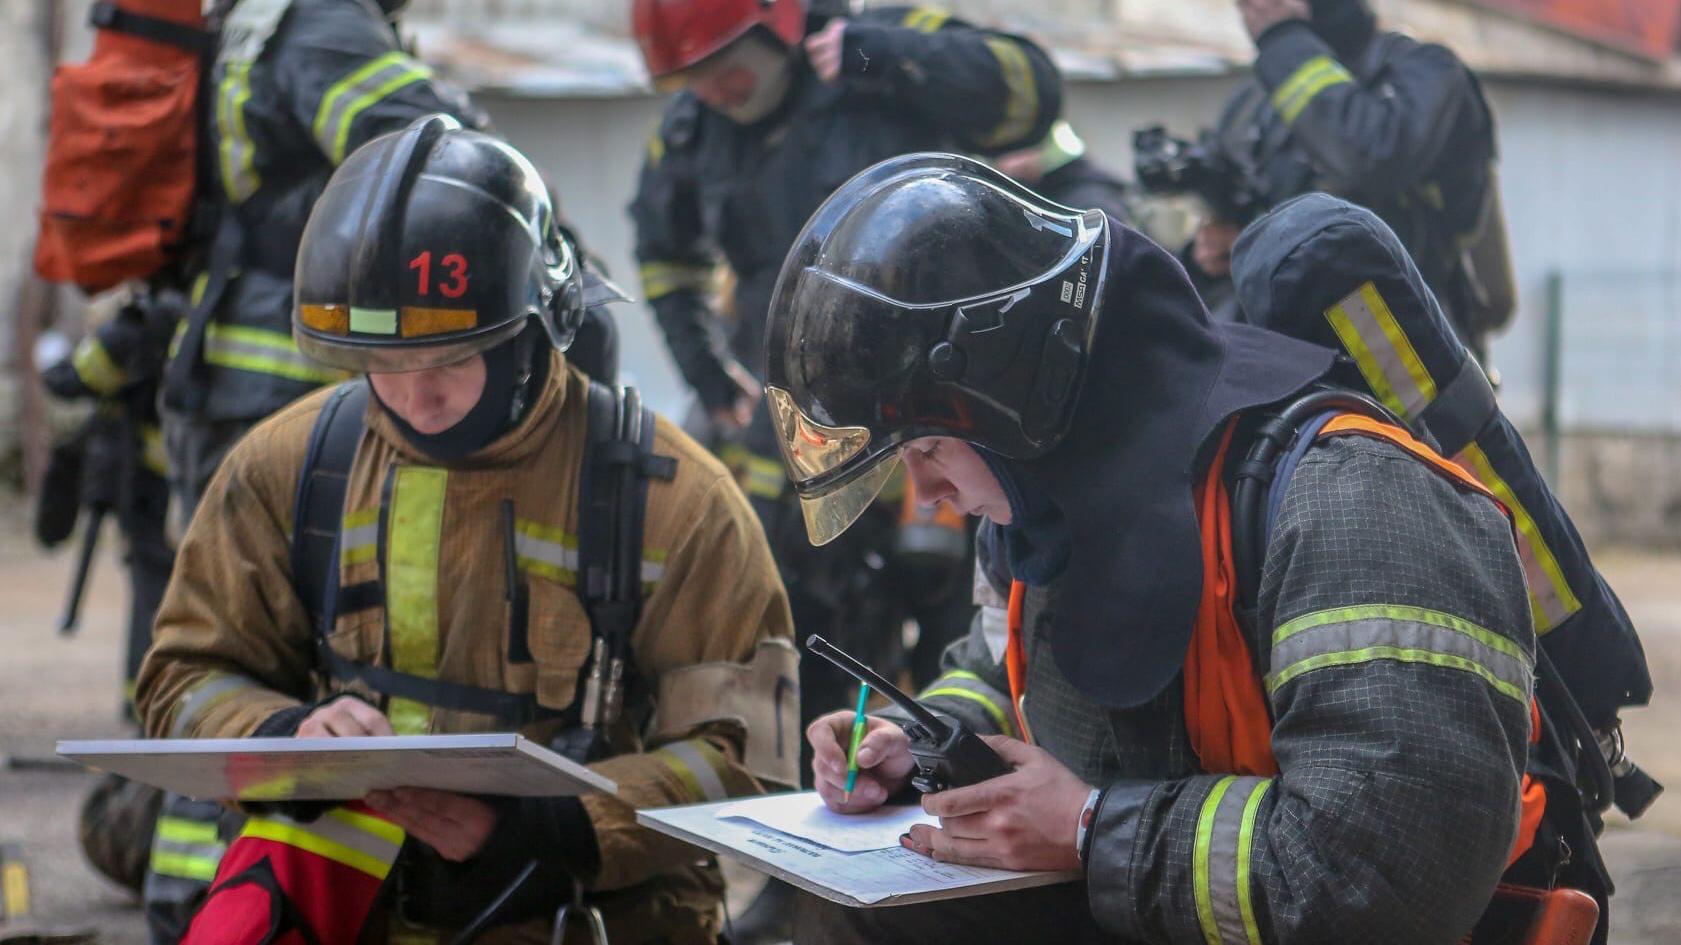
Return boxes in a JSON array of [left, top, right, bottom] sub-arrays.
[[58, 733, 616, 801], [638, 793, 1080, 908]]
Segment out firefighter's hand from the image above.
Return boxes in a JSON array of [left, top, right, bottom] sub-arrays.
[[1237, 0, 1310, 41], [709, 360, 761, 434], [904, 735, 1090, 872], [365, 788, 497, 862], [805, 18, 848, 83], [297, 694, 395, 738], [1193, 219, 1243, 277], [810, 710, 916, 813]]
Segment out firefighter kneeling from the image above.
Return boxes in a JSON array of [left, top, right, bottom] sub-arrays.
[[135, 115, 798, 944]]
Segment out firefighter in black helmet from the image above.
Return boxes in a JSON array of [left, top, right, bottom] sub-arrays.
[[773, 154, 1540, 945], [138, 116, 797, 944]]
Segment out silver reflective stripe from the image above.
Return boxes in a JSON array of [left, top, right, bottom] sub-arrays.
[[171, 673, 261, 738], [660, 739, 730, 802], [1194, 776, 1273, 945], [150, 815, 227, 883], [514, 527, 578, 576], [340, 512, 379, 567], [1266, 605, 1532, 706]]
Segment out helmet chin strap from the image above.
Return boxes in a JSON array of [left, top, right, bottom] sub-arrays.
[[376, 324, 551, 462]]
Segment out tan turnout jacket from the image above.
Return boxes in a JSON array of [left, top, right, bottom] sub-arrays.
[[137, 355, 796, 943]]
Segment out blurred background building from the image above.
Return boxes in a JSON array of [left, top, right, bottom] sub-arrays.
[[3, 0, 1679, 543]]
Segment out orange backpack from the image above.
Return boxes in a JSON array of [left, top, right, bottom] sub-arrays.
[[33, 0, 211, 293]]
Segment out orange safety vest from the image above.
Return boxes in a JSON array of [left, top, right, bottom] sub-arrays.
[[180, 802, 404, 945], [1005, 412, 1545, 867]]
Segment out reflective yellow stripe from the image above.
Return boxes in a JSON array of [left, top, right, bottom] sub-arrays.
[[922, 687, 1013, 737], [170, 672, 262, 738], [218, 60, 260, 202], [150, 850, 221, 882], [325, 806, 406, 847], [72, 337, 126, 394], [313, 51, 434, 164], [638, 261, 714, 301], [156, 817, 220, 846], [1270, 55, 1354, 125], [718, 444, 786, 499], [977, 37, 1038, 150], [1323, 281, 1437, 419], [646, 131, 665, 166], [901, 6, 950, 32], [141, 424, 168, 476], [653, 739, 732, 802], [1456, 444, 1580, 632], [340, 507, 379, 567], [240, 815, 401, 880], [1267, 603, 1531, 705], [204, 324, 346, 384], [1192, 775, 1273, 945], [386, 467, 447, 735]]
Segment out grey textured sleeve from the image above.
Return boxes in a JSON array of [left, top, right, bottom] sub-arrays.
[[878, 544, 1016, 739], [1087, 435, 1534, 945]]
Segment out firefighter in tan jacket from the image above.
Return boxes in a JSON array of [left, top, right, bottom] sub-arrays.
[[135, 116, 798, 944]]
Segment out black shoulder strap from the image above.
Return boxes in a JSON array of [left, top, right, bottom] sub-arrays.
[[576, 382, 677, 665], [291, 379, 370, 632]]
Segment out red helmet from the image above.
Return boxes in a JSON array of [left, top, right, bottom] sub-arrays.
[[633, 0, 806, 80]]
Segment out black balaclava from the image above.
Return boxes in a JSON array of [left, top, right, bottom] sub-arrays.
[[976, 447, 1070, 587], [1308, 0, 1378, 60], [376, 323, 550, 462]]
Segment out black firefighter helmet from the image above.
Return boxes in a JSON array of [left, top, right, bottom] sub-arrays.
[[763, 152, 1111, 545], [293, 114, 587, 374]]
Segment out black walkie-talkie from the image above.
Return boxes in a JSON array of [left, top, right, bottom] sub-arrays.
[[806, 634, 1012, 793]]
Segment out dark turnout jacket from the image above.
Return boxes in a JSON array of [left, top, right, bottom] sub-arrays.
[[1211, 21, 1496, 341], [181, 0, 486, 421], [919, 431, 1534, 943], [630, 5, 1062, 412]]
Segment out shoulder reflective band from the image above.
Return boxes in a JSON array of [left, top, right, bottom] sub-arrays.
[[1194, 775, 1273, 945], [72, 337, 127, 394], [1455, 445, 1581, 633], [1270, 54, 1355, 126], [170, 672, 264, 738], [239, 806, 404, 880], [652, 738, 733, 802], [385, 466, 448, 735], [901, 6, 950, 32], [977, 37, 1039, 150], [216, 60, 260, 203], [1265, 603, 1533, 706], [150, 816, 227, 882], [1325, 281, 1436, 420], [921, 669, 1015, 738], [1323, 283, 1582, 634], [203, 324, 346, 384], [313, 51, 435, 165]]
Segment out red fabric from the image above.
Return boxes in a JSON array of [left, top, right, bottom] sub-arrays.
[[181, 804, 394, 945], [33, 0, 202, 291], [1183, 421, 1280, 777]]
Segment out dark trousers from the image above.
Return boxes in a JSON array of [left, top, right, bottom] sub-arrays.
[[791, 883, 1123, 945]]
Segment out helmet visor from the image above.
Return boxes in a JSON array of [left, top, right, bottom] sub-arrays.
[[766, 384, 903, 545], [295, 306, 528, 374]]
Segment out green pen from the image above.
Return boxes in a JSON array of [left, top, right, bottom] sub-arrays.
[[844, 682, 870, 801]]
